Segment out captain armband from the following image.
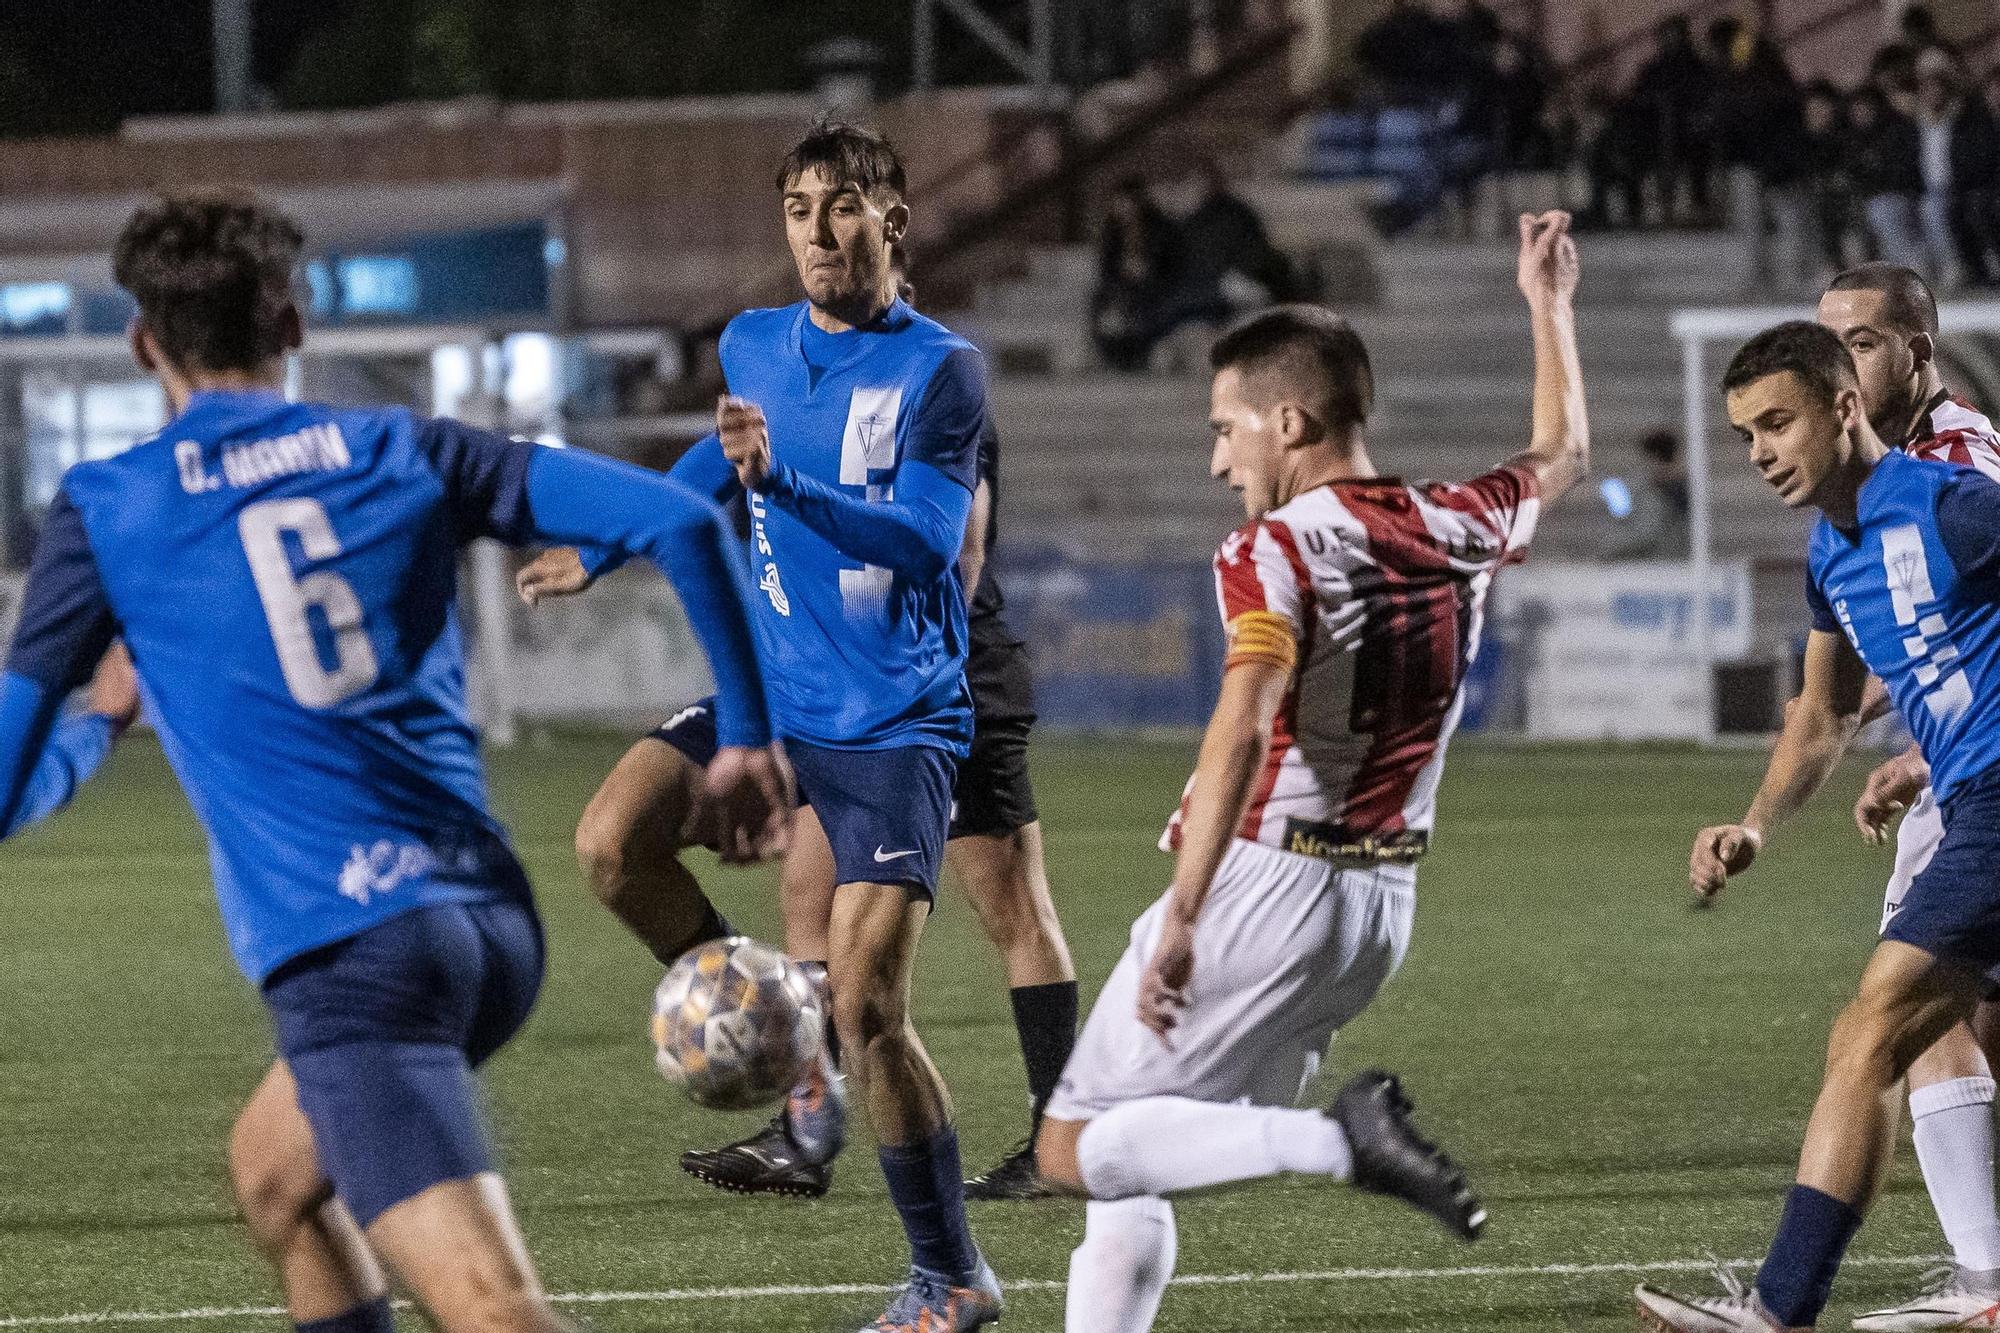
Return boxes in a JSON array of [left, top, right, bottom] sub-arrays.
[[1224, 610, 1298, 671]]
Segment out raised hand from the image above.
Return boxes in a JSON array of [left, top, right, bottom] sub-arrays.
[[717, 395, 774, 491], [1516, 209, 1579, 305]]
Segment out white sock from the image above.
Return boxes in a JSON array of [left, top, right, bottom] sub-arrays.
[[1075, 1096, 1352, 1200], [1065, 1196, 1177, 1333], [1912, 1076, 2000, 1270]]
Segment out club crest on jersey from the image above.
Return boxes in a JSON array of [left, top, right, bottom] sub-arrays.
[[759, 561, 791, 616], [840, 387, 903, 484]]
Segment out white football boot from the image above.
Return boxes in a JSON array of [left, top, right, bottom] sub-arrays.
[[1852, 1265, 2000, 1330], [1637, 1265, 1787, 1332]]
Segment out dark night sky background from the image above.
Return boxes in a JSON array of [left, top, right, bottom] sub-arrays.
[[0, 1, 1014, 137]]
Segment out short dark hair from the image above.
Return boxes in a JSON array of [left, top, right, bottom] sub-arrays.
[[112, 190, 303, 374], [1827, 261, 1940, 335], [775, 117, 906, 199], [1210, 304, 1374, 432], [1722, 320, 1859, 406]]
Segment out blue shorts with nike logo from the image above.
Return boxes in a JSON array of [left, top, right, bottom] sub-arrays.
[[652, 701, 956, 900]]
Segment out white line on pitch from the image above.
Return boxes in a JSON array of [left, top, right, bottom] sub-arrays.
[[0, 1253, 1946, 1328]]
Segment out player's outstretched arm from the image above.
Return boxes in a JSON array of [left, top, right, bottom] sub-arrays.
[[520, 446, 791, 860], [526, 433, 742, 601], [1510, 210, 1589, 505], [1139, 655, 1291, 1044], [0, 645, 142, 837], [1689, 629, 1871, 897], [0, 493, 120, 839]]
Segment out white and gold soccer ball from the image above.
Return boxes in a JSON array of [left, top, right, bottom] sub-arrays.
[[650, 936, 824, 1111]]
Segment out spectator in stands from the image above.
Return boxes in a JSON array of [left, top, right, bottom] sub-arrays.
[[1850, 85, 1927, 275], [1707, 16, 1807, 291], [1485, 31, 1556, 171], [1962, 71, 2000, 287], [1353, 0, 1461, 106], [1603, 429, 1690, 561], [1912, 49, 1978, 288], [1897, 4, 1962, 71], [1173, 158, 1300, 309], [1577, 86, 1649, 229], [1091, 176, 1180, 372], [1629, 16, 1716, 225], [1801, 81, 1865, 278]]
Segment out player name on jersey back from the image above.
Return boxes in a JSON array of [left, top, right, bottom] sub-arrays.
[[176, 421, 353, 494]]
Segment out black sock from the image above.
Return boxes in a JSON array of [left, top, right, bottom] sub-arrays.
[[655, 896, 733, 967], [1010, 980, 1078, 1134], [799, 960, 841, 1068]]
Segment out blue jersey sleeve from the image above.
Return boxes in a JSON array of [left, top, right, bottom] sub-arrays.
[[907, 347, 984, 489], [1805, 568, 1841, 634], [0, 489, 119, 837], [757, 351, 983, 581], [413, 416, 539, 544], [4, 712, 115, 837], [1938, 470, 2000, 592], [522, 446, 770, 747], [577, 433, 736, 581]]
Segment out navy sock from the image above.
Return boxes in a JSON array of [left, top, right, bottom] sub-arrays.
[[1009, 981, 1078, 1132], [878, 1127, 978, 1281], [1756, 1184, 1864, 1327], [297, 1296, 394, 1333]]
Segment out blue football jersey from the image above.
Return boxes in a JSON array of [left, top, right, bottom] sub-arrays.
[[1, 388, 768, 982], [670, 298, 982, 754], [1808, 448, 2000, 803]]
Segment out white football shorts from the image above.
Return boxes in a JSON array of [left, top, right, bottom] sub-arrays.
[[1882, 786, 1944, 934], [1046, 837, 1415, 1121]]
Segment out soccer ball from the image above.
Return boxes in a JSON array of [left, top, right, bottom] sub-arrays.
[[650, 936, 825, 1111]]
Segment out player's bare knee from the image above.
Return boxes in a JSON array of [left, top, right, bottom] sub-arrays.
[[226, 1121, 322, 1253], [1909, 1022, 1991, 1087], [1036, 1117, 1087, 1193], [832, 985, 908, 1065], [1826, 1001, 1914, 1087], [438, 1274, 559, 1333], [572, 799, 630, 903]]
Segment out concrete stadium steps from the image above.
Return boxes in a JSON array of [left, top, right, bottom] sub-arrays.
[[1377, 231, 1754, 310]]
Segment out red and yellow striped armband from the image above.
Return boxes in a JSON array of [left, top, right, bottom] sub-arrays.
[[1224, 609, 1298, 672]]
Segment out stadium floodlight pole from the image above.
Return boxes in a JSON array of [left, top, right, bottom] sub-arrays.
[[212, 0, 253, 115]]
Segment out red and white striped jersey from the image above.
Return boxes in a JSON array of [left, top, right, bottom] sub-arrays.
[[1165, 464, 1540, 862], [1906, 388, 2000, 478]]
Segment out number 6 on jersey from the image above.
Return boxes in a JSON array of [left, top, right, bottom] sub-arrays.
[[239, 497, 380, 708]]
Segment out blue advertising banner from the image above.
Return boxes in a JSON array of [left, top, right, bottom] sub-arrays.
[[994, 549, 1224, 729]]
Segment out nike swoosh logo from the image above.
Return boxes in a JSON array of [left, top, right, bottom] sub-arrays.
[[873, 847, 921, 863]]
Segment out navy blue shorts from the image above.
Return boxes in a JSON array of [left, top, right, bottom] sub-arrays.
[[261, 899, 545, 1227], [1884, 768, 2000, 973], [651, 700, 957, 898]]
